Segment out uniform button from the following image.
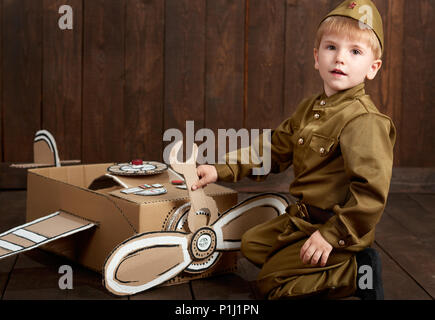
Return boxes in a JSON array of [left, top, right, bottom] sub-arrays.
[[319, 147, 326, 154], [338, 240, 345, 246], [320, 100, 326, 106], [298, 138, 304, 145], [314, 113, 320, 119]]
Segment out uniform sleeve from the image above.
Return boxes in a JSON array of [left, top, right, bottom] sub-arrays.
[[318, 113, 396, 249], [215, 117, 296, 183]]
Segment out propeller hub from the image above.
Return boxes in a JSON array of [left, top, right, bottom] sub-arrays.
[[190, 227, 217, 261]]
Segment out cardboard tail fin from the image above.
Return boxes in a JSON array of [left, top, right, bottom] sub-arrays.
[[10, 129, 64, 169], [34, 130, 60, 167], [0, 211, 96, 260]]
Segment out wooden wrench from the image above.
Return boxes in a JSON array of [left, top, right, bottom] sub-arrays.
[[169, 141, 219, 232]]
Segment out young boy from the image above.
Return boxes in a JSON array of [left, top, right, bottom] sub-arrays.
[[192, 0, 395, 300]]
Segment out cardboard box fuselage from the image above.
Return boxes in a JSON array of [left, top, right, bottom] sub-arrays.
[[26, 163, 238, 284]]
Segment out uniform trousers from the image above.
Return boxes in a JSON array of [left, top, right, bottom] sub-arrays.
[[241, 204, 358, 299]]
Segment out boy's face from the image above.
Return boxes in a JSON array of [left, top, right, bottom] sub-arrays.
[[314, 32, 382, 97]]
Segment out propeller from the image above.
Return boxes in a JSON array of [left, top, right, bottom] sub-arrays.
[[103, 142, 289, 296]]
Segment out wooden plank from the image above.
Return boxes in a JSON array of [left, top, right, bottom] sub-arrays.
[[400, 0, 435, 167], [205, 0, 245, 161], [246, 0, 286, 129], [191, 273, 256, 300], [64, 259, 126, 300], [2, 0, 42, 163], [0, 189, 26, 298], [124, 0, 164, 162], [0, 190, 26, 299], [235, 253, 258, 276], [3, 250, 68, 299], [373, 242, 431, 300], [82, 0, 125, 163], [384, 193, 435, 245], [409, 193, 435, 214], [0, 190, 27, 232], [0, 256, 16, 300], [3, 250, 125, 299], [389, 167, 435, 193], [0, 0, 2, 163], [189, 251, 256, 301], [0, 163, 28, 190], [284, 0, 336, 117], [130, 283, 192, 300], [164, 0, 206, 140], [365, 0, 404, 167], [375, 208, 435, 298], [42, 0, 83, 162]]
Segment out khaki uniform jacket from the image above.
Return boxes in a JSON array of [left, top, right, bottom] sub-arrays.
[[215, 83, 396, 252]]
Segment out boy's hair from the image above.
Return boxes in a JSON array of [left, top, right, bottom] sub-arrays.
[[315, 16, 382, 60]]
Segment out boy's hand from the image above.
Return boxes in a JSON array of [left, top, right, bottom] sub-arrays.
[[191, 165, 218, 190], [300, 230, 333, 267]]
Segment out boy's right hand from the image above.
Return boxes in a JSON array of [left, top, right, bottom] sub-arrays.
[[191, 165, 218, 190]]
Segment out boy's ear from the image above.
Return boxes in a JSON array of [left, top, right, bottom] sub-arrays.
[[314, 48, 319, 70], [366, 59, 382, 80]]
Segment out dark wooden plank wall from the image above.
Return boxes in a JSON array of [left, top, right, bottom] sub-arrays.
[[0, 0, 434, 167], [2, 0, 42, 162], [0, 0, 2, 164], [43, 0, 82, 162]]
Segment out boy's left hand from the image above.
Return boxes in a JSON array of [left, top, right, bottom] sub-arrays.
[[300, 230, 333, 267]]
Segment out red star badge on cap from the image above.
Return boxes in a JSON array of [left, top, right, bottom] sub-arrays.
[[348, 1, 357, 9]]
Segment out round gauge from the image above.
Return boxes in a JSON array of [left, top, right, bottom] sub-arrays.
[[107, 161, 168, 176]]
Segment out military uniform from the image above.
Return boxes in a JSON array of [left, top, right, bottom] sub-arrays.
[[214, 0, 395, 299], [216, 83, 395, 299]]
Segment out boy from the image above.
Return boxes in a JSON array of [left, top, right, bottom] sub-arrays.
[[192, 0, 395, 300]]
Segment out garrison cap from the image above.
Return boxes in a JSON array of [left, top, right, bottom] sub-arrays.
[[320, 0, 384, 52]]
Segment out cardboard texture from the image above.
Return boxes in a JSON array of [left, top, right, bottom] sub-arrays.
[[25, 163, 239, 287]]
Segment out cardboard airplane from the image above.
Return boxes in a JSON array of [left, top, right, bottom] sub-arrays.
[[0, 134, 289, 296]]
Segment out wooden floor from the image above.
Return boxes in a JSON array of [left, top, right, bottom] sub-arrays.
[[0, 190, 434, 300]]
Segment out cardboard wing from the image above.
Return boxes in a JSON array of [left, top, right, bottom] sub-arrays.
[[103, 192, 289, 296], [0, 211, 96, 260]]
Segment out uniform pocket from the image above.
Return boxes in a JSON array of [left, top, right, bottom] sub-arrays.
[[309, 133, 335, 156]]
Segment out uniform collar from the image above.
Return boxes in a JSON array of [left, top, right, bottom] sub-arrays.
[[313, 83, 366, 109]]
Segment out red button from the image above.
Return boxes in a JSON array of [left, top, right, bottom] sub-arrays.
[[171, 180, 184, 185], [132, 159, 143, 165]]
